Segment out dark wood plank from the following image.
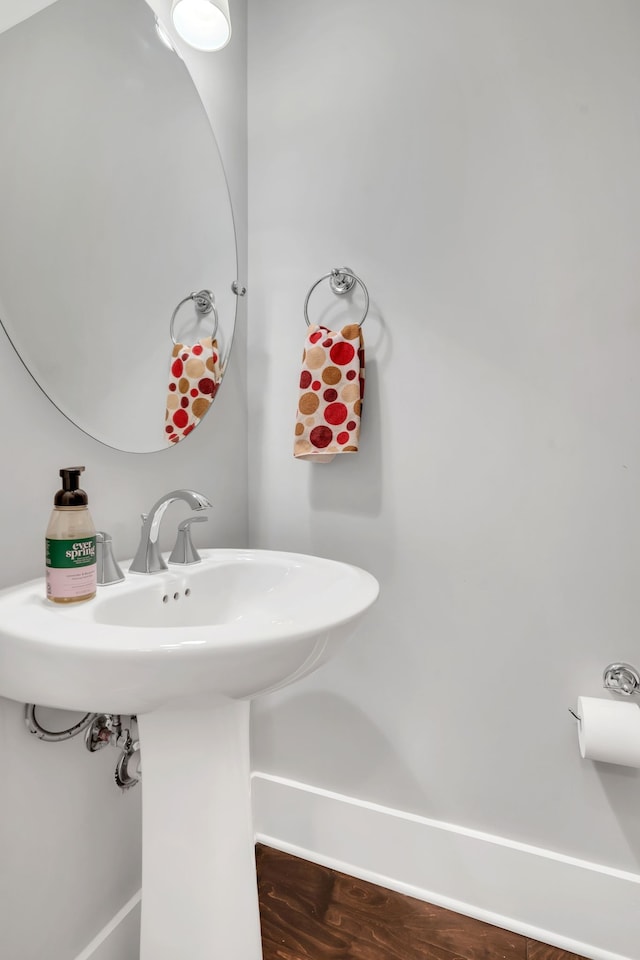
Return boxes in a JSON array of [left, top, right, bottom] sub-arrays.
[[256, 844, 528, 960], [527, 943, 588, 960], [327, 873, 526, 960], [256, 845, 350, 958]]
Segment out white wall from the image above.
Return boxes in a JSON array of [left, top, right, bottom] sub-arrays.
[[3, 0, 640, 953], [0, 0, 59, 35], [247, 0, 640, 887], [0, 0, 247, 955]]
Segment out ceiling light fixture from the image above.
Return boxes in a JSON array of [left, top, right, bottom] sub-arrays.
[[170, 0, 231, 52]]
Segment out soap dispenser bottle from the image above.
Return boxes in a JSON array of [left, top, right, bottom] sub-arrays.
[[45, 466, 97, 604]]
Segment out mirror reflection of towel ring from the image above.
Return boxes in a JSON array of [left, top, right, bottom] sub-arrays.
[[170, 289, 218, 345]]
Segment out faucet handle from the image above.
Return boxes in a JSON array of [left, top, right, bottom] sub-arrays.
[[168, 516, 208, 565], [95, 531, 125, 585]]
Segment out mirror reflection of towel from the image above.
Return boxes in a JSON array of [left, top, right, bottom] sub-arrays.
[[294, 323, 365, 462], [165, 337, 221, 444]]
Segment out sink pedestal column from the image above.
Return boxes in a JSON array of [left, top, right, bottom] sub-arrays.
[[137, 695, 263, 960]]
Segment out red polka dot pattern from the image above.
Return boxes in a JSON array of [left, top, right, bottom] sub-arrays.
[[198, 378, 216, 396], [325, 402, 348, 425], [309, 425, 333, 448], [173, 408, 189, 429], [329, 341, 356, 366], [165, 336, 221, 445], [294, 323, 365, 462]]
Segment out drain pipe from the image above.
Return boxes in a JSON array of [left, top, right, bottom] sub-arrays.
[[116, 743, 142, 790], [85, 713, 141, 791], [24, 704, 140, 791]]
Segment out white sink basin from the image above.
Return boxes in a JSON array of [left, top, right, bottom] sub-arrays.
[[0, 548, 379, 714], [0, 547, 378, 960]]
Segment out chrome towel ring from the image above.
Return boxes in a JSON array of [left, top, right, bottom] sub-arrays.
[[304, 267, 369, 327], [170, 289, 218, 345]]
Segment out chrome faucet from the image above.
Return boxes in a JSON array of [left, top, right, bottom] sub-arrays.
[[95, 531, 125, 585], [129, 489, 212, 574], [168, 515, 208, 565]]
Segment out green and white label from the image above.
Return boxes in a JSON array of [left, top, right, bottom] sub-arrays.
[[46, 537, 96, 569]]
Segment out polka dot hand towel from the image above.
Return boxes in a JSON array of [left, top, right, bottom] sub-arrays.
[[294, 323, 365, 462], [165, 337, 221, 444]]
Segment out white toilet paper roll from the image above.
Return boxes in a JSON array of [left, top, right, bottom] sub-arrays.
[[577, 696, 640, 767]]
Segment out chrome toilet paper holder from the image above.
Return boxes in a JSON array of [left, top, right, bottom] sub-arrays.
[[568, 662, 640, 723], [602, 662, 640, 696]]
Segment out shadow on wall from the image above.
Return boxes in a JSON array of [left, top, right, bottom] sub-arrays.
[[251, 690, 429, 812], [309, 358, 382, 518], [307, 300, 390, 519], [306, 354, 398, 586], [596, 762, 640, 869]]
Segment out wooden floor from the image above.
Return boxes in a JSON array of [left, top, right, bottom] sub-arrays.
[[256, 844, 587, 960]]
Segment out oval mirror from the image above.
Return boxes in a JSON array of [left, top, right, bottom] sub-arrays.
[[0, 0, 238, 452]]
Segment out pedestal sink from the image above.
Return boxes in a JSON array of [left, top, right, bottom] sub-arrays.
[[0, 548, 379, 960]]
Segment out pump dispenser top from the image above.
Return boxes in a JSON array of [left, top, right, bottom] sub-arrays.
[[54, 466, 89, 507]]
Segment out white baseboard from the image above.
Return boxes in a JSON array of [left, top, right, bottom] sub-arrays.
[[72, 774, 640, 960], [73, 892, 141, 960], [251, 772, 640, 960]]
